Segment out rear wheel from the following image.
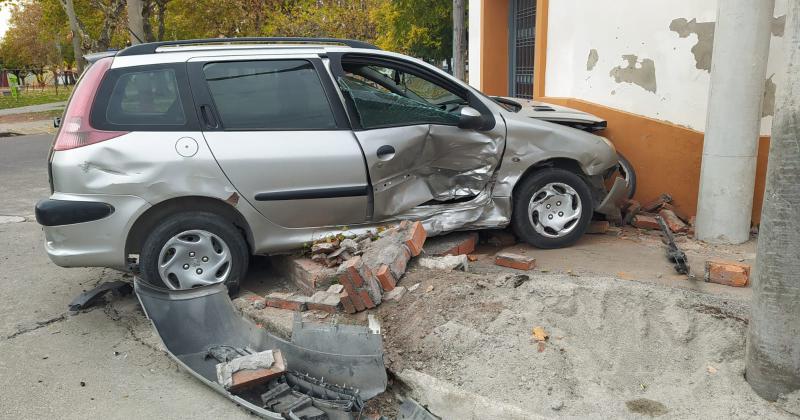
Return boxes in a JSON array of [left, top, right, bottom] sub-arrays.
[[139, 212, 248, 294], [512, 168, 593, 249]]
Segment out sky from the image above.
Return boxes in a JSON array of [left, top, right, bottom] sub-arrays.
[[0, 5, 10, 39]]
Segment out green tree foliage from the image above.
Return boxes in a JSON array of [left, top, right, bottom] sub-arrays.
[[1, 2, 58, 83], [372, 0, 452, 62], [0, 0, 456, 73]]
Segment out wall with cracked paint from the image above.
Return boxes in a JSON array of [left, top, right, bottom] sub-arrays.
[[544, 0, 786, 135]]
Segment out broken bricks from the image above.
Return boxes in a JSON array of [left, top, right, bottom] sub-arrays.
[[265, 292, 311, 312], [422, 231, 478, 256], [704, 260, 750, 287], [215, 349, 287, 392], [658, 208, 688, 233], [494, 252, 536, 271]]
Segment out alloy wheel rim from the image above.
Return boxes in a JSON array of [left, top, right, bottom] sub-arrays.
[[157, 229, 231, 289], [527, 182, 583, 238]]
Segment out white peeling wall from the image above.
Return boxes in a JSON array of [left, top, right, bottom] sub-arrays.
[[544, 0, 785, 135]]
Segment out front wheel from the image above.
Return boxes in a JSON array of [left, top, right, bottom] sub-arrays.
[[512, 168, 594, 249], [139, 212, 248, 294]]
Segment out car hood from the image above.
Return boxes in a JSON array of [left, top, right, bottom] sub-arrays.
[[497, 97, 607, 132]]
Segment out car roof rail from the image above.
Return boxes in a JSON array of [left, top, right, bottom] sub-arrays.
[[116, 37, 381, 56]]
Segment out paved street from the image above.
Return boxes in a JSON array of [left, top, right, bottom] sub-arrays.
[[0, 135, 253, 419], [0, 102, 67, 117]]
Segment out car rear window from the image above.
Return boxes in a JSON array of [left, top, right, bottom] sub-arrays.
[[203, 60, 337, 130], [105, 68, 186, 125]]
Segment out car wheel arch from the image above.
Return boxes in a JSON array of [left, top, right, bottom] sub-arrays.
[[512, 157, 587, 201], [125, 195, 254, 261]]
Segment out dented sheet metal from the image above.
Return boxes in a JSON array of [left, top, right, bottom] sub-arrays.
[[340, 78, 506, 220], [134, 278, 387, 419], [395, 189, 511, 236]]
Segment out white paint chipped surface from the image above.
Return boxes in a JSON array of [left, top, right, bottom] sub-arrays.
[[545, 0, 786, 135]]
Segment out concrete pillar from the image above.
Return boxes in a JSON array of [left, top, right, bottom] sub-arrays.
[[467, 0, 483, 89], [695, 0, 774, 244], [746, 0, 800, 401]]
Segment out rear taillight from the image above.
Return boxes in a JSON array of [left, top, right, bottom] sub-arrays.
[[53, 57, 128, 151]]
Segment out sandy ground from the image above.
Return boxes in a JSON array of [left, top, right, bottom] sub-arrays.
[[375, 266, 785, 418]]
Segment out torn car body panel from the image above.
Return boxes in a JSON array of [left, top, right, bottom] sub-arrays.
[[352, 122, 505, 219], [134, 278, 387, 418]]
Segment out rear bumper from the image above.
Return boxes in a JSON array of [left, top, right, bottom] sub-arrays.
[[37, 193, 150, 270]]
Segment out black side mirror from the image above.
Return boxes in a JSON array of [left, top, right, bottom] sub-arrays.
[[458, 106, 487, 130], [53, 117, 61, 128]]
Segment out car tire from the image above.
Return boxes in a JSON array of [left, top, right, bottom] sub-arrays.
[[616, 152, 637, 199], [139, 211, 248, 295], [512, 168, 594, 249]]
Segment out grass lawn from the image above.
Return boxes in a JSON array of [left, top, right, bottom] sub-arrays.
[[0, 87, 72, 110]]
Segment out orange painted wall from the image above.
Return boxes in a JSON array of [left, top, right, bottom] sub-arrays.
[[477, 0, 768, 224], [479, 0, 509, 96], [536, 98, 770, 224]]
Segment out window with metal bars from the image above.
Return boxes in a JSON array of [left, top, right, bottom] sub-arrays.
[[510, 0, 536, 99]]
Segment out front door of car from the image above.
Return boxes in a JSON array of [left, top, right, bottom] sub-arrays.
[[188, 56, 369, 228], [332, 55, 506, 220]]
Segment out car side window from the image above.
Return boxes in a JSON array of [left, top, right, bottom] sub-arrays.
[[338, 63, 464, 129], [106, 68, 186, 125], [203, 60, 337, 130]]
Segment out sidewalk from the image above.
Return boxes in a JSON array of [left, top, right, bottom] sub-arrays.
[[0, 101, 66, 117]]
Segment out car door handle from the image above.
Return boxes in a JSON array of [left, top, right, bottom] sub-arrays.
[[376, 145, 395, 161], [200, 104, 218, 129]]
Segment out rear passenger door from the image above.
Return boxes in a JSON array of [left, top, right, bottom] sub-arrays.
[[188, 56, 369, 228]]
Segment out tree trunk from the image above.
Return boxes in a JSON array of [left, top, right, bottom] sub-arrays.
[[127, 0, 147, 44], [156, 0, 167, 41], [62, 0, 85, 73], [452, 0, 466, 80], [745, 0, 800, 401]]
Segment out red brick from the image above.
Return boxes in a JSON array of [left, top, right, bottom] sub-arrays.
[[424, 232, 478, 256], [307, 291, 341, 313], [662, 203, 691, 224], [623, 200, 642, 225], [227, 350, 286, 391], [264, 292, 307, 311], [632, 214, 660, 230], [705, 260, 750, 287], [586, 220, 610, 234], [446, 233, 478, 255], [390, 245, 411, 279], [375, 265, 396, 292], [339, 292, 357, 314], [338, 272, 366, 312], [275, 256, 337, 294], [658, 209, 688, 233], [494, 253, 536, 270], [642, 193, 672, 213], [358, 289, 377, 309], [343, 257, 366, 287], [403, 221, 427, 256]]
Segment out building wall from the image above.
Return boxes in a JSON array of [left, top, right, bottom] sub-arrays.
[[471, 0, 786, 224], [544, 0, 786, 135]]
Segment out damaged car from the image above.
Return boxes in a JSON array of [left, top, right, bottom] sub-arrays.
[[36, 37, 631, 293]]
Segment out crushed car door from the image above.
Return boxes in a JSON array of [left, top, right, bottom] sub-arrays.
[[332, 54, 506, 220], [188, 56, 369, 228]]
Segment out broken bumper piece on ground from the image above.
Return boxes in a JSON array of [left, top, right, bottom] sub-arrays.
[[134, 277, 387, 419]]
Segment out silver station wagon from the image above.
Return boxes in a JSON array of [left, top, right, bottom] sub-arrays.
[[36, 37, 631, 293]]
